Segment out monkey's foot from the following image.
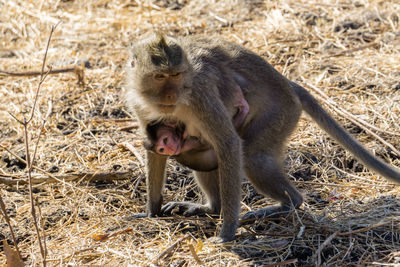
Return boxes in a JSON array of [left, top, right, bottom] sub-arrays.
[[161, 202, 215, 216], [240, 205, 292, 225]]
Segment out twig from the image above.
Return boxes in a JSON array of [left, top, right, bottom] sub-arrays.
[[0, 171, 135, 185], [89, 118, 134, 123], [0, 144, 134, 206], [292, 179, 394, 188], [7, 23, 59, 267], [36, 196, 47, 260], [92, 227, 133, 242], [120, 141, 145, 198], [187, 242, 204, 265], [357, 247, 371, 266], [315, 231, 339, 267], [262, 258, 298, 267], [0, 57, 88, 85], [121, 142, 145, 166], [155, 235, 190, 262], [31, 99, 52, 169], [209, 12, 229, 25], [0, 195, 22, 260], [0, 67, 75, 76], [130, 175, 145, 198], [326, 41, 379, 57], [118, 123, 139, 131], [338, 221, 392, 236], [27, 23, 59, 125]]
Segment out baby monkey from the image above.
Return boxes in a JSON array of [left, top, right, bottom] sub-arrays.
[[146, 89, 249, 157]]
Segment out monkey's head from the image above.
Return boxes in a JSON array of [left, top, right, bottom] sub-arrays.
[[127, 33, 191, 114]]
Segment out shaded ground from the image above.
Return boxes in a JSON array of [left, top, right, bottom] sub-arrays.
[[1, 0, 400, 265]]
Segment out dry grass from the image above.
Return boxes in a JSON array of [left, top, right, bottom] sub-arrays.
[[1, 0, 400, 265]]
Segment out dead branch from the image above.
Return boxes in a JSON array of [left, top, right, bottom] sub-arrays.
[[0, 60, 88, 85], [0, 195, 22, 260], [315, 232, 339, 267], [36, 196, 47, 260], [0, 67, 74, 76], [0, 171, 135, 185], [118, 123, 139, 131], [263, 258, 298, 267], [156, 235, 190, 262], [92, 227, 133, 242], [187, 242, 204, 265], [338, 221, 393, 236], [121, 142, 144, 166], [7, 23, 59, 267]]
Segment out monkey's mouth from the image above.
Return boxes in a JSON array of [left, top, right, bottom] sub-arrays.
[[158, 104, 176, 112]]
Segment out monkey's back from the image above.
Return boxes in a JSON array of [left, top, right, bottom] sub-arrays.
[[179, 35, 302, 138]]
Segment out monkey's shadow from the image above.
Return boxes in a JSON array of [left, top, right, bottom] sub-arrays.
[[121, 163, 400, 266], [227, 185, 400, 266]]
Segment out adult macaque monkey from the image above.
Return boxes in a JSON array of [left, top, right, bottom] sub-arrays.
[[125, 33, 400, 242]]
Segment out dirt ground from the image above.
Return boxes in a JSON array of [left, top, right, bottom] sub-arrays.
[[1, 0, 400, 266]]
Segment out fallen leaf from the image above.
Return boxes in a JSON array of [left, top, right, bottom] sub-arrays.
[[91, 233, 109, 242], [195, 239, 204, 253], [3, 240, 24, 267]]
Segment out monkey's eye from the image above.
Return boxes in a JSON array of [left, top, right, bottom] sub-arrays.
[[163, 137, 168, 145], [154, 73, 167, 80], [159, 148, 164, 153], [170, 72, 182, 79]]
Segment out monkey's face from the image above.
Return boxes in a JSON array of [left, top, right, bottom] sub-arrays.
[[129, 34, 189, 114], [147, 71, 184, 113]]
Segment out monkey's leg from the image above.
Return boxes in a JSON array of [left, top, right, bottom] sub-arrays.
[[161, 169, 221, 216], [146, 151, 168, 217], [242, 152, 303, 222]]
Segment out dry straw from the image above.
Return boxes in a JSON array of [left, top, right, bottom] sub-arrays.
[[1, 0, 400, 266]]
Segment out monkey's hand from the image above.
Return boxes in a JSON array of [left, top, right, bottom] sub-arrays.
[[161, 202, 216, 217]]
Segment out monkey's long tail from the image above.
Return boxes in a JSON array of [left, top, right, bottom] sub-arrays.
[[291, 82, 400, 184]]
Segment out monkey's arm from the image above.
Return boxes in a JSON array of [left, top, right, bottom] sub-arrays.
[[189, 88, 242, 242], [145, 151, 168, 216]]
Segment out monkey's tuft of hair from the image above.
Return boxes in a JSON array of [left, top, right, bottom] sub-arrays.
[[147, 33, 183, 68]]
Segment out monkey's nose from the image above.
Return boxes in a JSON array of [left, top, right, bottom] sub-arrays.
[[165, 92, 178, 103], [166, 93, 175, 99], [163, 137, 168, 144]]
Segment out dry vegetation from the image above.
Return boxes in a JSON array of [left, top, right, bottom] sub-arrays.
[[1, 0, 400, 266]]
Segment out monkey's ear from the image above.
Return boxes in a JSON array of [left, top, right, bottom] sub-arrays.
[[129, 41, 137, 68], [130, 56, 136, 68]]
